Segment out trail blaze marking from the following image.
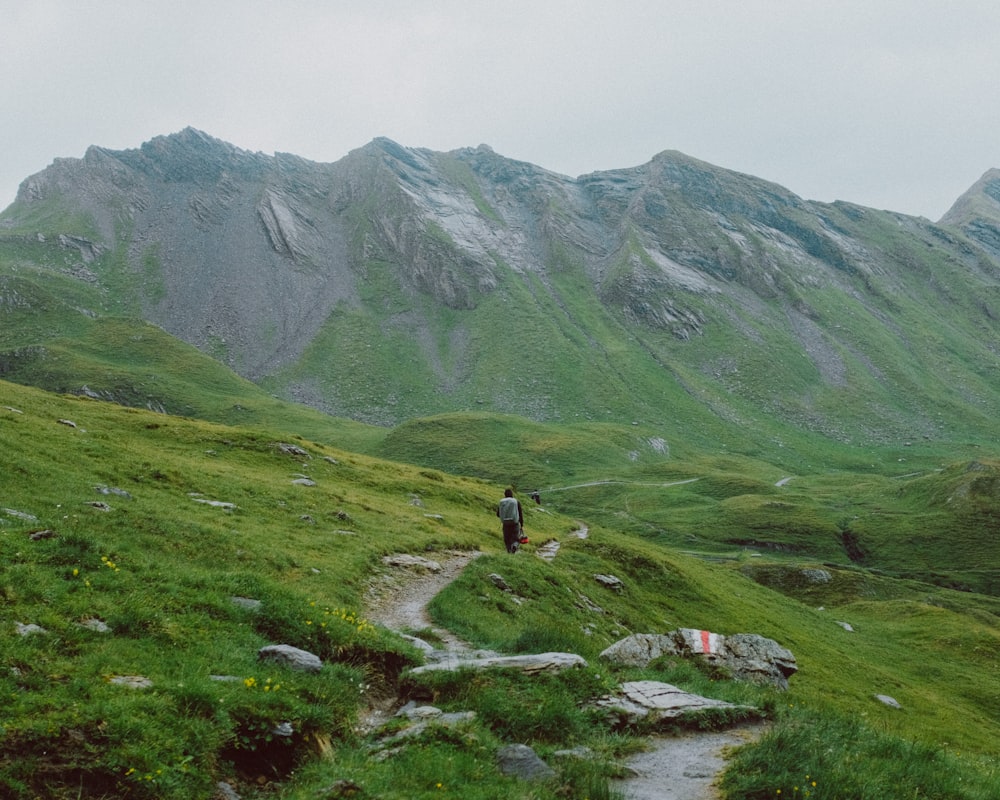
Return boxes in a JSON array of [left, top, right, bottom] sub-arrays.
[[700, 629, 712, 654]]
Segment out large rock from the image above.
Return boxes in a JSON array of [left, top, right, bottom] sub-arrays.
[[496, 744, 556, 781], [600, 628, 797, 690], [595, 681, 755, 728], [258, 644, 323, 673], [408, 651, 586, 676]]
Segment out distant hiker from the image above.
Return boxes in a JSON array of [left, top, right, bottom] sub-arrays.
[[530, 491, 541, 504], [497, 488, 524, 553]]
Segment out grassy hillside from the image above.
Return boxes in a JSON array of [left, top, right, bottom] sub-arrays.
[[2, 380, 999, 799]]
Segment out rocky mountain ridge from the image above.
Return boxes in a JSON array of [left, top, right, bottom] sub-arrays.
[[2, 128, 999, 452]]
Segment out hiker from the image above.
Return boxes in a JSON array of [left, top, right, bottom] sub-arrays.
[[496, 488, 524, 553]]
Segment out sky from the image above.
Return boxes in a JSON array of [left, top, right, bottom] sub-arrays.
[[3, 1, 999, 221]]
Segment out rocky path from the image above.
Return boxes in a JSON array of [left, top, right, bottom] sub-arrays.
[[362, 546, 764, 800]]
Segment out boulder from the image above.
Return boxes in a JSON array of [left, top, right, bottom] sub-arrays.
[[258, 644, 323, 673], [598, 633, 675, 667], [496, 743, 556, 781], [600, 628, 797, 690]]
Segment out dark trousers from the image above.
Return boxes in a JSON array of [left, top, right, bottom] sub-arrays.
[[502, 521, 521, 553]]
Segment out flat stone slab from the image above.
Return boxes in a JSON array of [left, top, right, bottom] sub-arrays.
[[408, 651, 587, 676], [595, 681, 756, 727]]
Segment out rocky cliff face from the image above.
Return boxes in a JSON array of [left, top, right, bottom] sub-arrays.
[[3, 128, 1000, 440]]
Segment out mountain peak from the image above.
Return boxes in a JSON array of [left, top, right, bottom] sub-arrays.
[[939, 168, 1000, 258]]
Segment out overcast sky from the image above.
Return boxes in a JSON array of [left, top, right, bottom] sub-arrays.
[[3, 1, 999, 221]]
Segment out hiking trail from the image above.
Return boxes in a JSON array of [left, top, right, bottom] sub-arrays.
[[362, 546, 764, 799]]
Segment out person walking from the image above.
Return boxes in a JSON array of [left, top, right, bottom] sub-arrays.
[[497, 488, 524, 553]]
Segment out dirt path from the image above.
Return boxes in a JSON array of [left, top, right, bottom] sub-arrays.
[[612, 725, 767, 800], [362, 547, 764, 799]]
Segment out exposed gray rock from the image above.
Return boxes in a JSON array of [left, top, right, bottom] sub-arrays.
[[291, 477, 316, 486], [215, 781, 242, 800], [489, 573, 513, 592], [16, 622, 46, 636], [599, 633, 675, 667], [600, 628, 797, 690], [277, 442, 310, 457], [408, 651, 586, 676], [95, 485, 132, 499], [594, 573, 624, 592], [4, 508, 38, 522], [836, 620, 855, 632], [258, 644, 323, 673], [595, 681, 755, 728], [875, 694, 902, 709], [78, 618, 110, 633], [382, 554, 442, 572], [230, 596, 262, 611], [28, 529, 56, 540], [110, 675, 153, 689], [496, 743, 556, 781], [189, 495, 237, 510], [800, 568, 832, 583]]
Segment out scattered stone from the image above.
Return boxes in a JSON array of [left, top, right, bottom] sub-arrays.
[[230, 596, 262, 611], [276, 442, 310, 458], [408, 651, 587, 676], [16, 622, 46, 636], [210, 675, 243, 683], [109, 675, 153, 689], [78, 618, 110, 633], [396, 704, 443, 721], [271, 721, 294, 737], [875, 694, 902, 709], [575, 593, 604, 614], [300, 514, 315, 523], [496, 743, 556, 781], [424, 513, 444, 520], [28, 529, 56, 541], [800, 568, 832, 584], [258, 644, 323, 673], [95, 485, 132, 499], [4, 508, 38, 522], [322, 456, 338, 465], [595, 681, 755, 728], [600, 628, 797, 690], [594, 573, 624, 592], [836, 621, 855, 632], [292, 477, 317, 486], [3, 406, 23, 414], [215, 781, 242, 800], [409, 494, 424, 507], [86, 502, 111, 511], [190, 495, 237, 510], [382, 554, 442, 572], [316, 780, 365, 798], [489, 573, 513, 592], [57, 418, 78, 428]]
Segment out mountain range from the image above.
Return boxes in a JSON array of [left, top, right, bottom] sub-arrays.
[[3, 127, 999, 470], [4, 129, 1000, 799]]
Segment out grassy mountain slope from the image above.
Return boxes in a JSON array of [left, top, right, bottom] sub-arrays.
[[2, 380, 999, 799], [3, 132, 1000, 469]]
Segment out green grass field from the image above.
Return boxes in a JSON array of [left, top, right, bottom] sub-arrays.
[[2, 379, 999, 799]]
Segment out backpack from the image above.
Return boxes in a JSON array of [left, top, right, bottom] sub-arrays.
[[498, 497, 520, 522]]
